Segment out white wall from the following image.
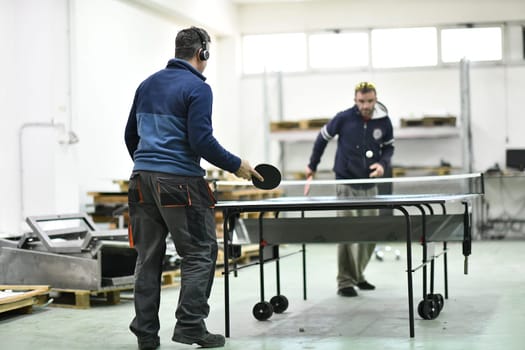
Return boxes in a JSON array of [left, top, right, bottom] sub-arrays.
[[0, 0, 239, 235], [0, 0, 77, 235], [237, 0, 525, 33], [72, 0, 240, 204], [72, 0, 182, 207], [127, 0, 237, 35]]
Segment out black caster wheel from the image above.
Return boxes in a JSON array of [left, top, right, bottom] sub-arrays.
[[417, 298, 440, 320], [427, 293, 445, 311], [270, 295, 289, 314], [252, 301, 273, 321], [435, 294, 444, 311]]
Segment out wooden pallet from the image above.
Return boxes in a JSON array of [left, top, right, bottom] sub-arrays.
[[392, 166, 452, 177], [0, 285, 50, 315], [215, 189, 282, 239], [217, 188, 283, 201], [161, 269, 181, 288], [270, 121, 300, 131], [49, 270, 180, 309], [50, 286, 132, 309], [215, 210, 276, 239], [298, 118, 330, 129], [270, 118, 329, 132], [216, 244, 260, 267], [238, 244, 260, 263], [400, 115, 456, 127]]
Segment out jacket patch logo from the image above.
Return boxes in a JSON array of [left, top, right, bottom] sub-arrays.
[[373, 128, 383, 140]]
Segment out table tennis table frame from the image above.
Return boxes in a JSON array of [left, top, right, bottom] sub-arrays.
[[218, 194, 476, 338]]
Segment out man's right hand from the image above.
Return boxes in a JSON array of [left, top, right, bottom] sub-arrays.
[[305, 166, 315, 179], [235, 159, 263, 182]]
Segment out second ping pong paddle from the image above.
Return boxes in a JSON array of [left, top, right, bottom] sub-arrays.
[[252, 163, 281, 190]]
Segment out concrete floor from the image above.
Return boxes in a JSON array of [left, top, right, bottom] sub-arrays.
[[1, 240, 524, 350]]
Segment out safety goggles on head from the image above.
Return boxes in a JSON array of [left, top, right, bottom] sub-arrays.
[[354, 81, 376, 92]]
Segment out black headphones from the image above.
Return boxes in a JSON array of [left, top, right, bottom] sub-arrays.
[[192, 27, 209, 61]]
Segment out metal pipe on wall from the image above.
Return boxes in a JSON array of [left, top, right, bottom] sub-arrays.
[[66, 0, 79, 143]]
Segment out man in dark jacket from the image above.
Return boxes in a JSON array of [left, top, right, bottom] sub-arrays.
[[306, 82, 394, 297], [125, 26, 262, 349]]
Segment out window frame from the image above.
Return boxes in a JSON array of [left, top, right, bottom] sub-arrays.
[[240, 23, 508, 76]]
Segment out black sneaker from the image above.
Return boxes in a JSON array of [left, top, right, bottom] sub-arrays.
[[337, 287, 358, 297], [357, 281, 376, 290], [173, 331, 226, 348]]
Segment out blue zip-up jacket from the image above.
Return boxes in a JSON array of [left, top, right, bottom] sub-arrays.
[[308, 102, 394, 185], [125, 58, 241, 176]]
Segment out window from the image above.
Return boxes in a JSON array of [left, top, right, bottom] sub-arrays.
[[308, 32, 369, 69], [242, 33, 307, 74], [441, 27, 502, 62], [371, 27, 438, 68], [241, 24, 505, 74]]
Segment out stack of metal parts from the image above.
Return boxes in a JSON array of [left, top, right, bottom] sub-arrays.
[[0, 214, 137, 290]]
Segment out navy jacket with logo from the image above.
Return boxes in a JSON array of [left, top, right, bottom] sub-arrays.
[[308, 102, 394, 184]]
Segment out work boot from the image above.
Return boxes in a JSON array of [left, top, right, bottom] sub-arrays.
[[173, 331, 226, 348], [357, 281, 376, 290], [138, 336, 160, 350], [337, 287, 358, 297]]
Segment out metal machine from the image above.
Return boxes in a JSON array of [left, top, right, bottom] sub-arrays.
[[0, 213, 137, 290]]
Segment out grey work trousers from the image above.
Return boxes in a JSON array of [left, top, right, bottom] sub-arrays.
[[128, 171, 218, 342], [336, 184, 378, 289]]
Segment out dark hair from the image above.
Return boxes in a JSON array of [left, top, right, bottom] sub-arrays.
[[175, 26, 211, 60]]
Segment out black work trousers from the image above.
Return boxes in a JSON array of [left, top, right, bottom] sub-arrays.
[[128, 171, 218, 342]]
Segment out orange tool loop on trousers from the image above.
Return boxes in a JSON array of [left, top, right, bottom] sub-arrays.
[[128, 223, 134, 248]]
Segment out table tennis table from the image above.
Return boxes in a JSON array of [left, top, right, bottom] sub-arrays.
[[216, 192, 482, 338]]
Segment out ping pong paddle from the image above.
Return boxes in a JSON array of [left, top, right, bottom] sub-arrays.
[[252, 163, 281, 190]]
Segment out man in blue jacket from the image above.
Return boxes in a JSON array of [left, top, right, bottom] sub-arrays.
[[125, 26, 262, 349], [306, 82, 394, 297]]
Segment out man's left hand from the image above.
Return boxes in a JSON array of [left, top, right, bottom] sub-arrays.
[[369, 163, 384, 178]]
